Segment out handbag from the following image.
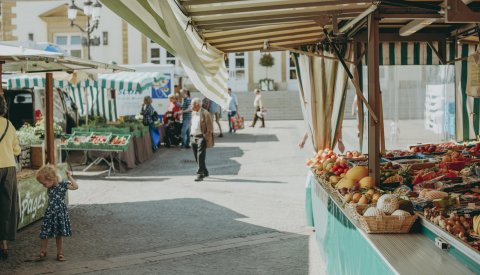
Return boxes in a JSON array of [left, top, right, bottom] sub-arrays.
[[256, 108, 267, 118], [230, 113, 244, 130]]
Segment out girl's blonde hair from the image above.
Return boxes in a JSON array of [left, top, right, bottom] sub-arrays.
[[36, 164, 60, 183]]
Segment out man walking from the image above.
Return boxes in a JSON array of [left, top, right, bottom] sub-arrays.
[[227, 88, 239, 133], [179, 89, 192, 149], [190, 98, 214, 182]]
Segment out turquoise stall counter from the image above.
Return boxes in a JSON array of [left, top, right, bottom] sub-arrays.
[[307, 171, 476, 275], [17, 164, 68, 229]]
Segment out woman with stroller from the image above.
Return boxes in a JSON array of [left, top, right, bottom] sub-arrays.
[[163, 94, 182, 147]]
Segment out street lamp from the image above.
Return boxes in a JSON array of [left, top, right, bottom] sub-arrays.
[[68, 0, 102, 60]]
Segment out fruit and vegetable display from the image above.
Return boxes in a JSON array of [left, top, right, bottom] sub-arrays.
[[62, 132, 130, 151], [308, 141, 480, 252]]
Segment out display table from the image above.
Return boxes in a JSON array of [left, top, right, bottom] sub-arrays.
[[306, 171, 477, 274], [17, 164, 67, 229]]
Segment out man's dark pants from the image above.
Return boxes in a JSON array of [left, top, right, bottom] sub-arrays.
[[191, 136, 208, 176]]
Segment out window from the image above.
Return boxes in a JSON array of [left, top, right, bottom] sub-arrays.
[[151, 48, 160, 58], [102, 31, 108, 45], [148, 44, 177, 65], [166, 51, 176, 65], [28, 33, 34, 41], [56, 36, 67, 45], [70, 36, 81, 45], [54, 33, 83, 58]]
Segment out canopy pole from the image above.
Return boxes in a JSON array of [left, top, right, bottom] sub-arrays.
[[0, 63, 3, 95], [45, 73, 55, 165], [322, 29, 378, 123], [367, 11, 381, 184]]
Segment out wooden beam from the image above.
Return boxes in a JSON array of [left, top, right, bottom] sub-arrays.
[[367, 11, 381, 185], [446, 0, 480, 23], [194, 9, 365, 25], [212, 32, 323, 48], [203, 22, 318, 39], [45, 73, 55, 165], [206, 26, 322, 42], [379, 6, 442, 19], [188, 1, 369, 16], [354, 31, 447, 42], [219, 39, 323, 52], [180, 0, 246, 5], [196, 14, 358, 29]]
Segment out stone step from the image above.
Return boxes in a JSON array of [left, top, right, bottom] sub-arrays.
[[191, 91, 303, 120]]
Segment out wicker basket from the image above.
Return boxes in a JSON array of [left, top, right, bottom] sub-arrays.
[[352, 205, 417, 234]]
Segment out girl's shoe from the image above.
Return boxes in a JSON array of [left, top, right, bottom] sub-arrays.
[[57, 254, 66, 262]]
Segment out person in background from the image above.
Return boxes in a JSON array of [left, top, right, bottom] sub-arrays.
[[250, 89, 265, 128], [33, 166, 78, 262], [0, 94, 21, 260], [140, 96, 158, 151], [163, 94, 182, 147], [178, 89, 192, 149], [227, 88, 239, 133], [190, 98, 214, 182], [208, 100, 223, 138]]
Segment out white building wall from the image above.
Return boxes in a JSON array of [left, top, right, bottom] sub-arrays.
[[89, 7, 123, 64], [252, 51, 283, 84], [127, 24, 142, 65], [12, 1, 57, 42]]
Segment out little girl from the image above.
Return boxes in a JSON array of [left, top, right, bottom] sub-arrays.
[[34, 165, 78, 262]]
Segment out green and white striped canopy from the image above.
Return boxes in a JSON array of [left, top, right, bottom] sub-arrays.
[[7, 75, 69, 89], [98, 72, 163, 92]]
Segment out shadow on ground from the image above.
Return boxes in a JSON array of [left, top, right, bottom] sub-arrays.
[[3, 199, 309, 275], [128, 146, 244, 177], [215, 133, 279, 143]]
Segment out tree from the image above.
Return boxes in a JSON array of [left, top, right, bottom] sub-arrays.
[[259, 53, 275, 79]]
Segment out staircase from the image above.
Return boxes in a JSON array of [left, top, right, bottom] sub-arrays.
[[191, 90, 304, 120]]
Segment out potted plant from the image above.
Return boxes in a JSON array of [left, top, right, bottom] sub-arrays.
[[259, 53, 275, 91], [16, 123, 42, 168]]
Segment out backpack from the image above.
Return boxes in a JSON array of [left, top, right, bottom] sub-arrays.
[[152, 111, 159, 122]]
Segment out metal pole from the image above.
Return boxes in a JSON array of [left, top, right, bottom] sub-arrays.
[[0, 63, 3, 95], [45, 73, 55, 164], [87, 18, 91, 60], [367, 11, 381, 183]]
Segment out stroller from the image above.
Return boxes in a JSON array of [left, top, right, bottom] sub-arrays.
[[163, 111, 182, 147]]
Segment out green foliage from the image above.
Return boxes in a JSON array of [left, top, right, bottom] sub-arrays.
[[259, 53, 275, 68]]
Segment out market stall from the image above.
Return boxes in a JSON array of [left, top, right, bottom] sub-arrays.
[[100, 0, 480, 273], [0, 44, 130, 229]]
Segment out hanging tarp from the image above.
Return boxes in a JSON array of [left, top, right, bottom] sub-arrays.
[[101, 0, 230, 108], [98, 72, 163, 92], [293, 45, 353, 151]]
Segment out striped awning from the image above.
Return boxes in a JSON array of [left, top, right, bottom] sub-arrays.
[[97, 72, 164, 92], [101, 0, 230, 107], [7, 75, 69, 89]]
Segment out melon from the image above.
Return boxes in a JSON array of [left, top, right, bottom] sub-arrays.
[[376, 194, 399, 215], [345, 166, 369, 181], [391, 209, 411, 217], [363, 207, 384, 217], [359, 176, 375, 189], [335, 178, 355, 189]]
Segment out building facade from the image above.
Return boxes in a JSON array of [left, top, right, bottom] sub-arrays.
[[0, 0, 298, 92]]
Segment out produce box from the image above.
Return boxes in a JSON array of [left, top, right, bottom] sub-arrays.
[[67, 132, 92, 149], [393, 158, 438, 170], [108, 134, 131, 151], [89, 132, 112, 149]]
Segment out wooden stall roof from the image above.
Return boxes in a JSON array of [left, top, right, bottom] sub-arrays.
[[178, 0, 480, 52]]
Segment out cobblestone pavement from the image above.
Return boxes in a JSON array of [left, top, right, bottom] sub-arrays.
[[0, 121, 325, 275]]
